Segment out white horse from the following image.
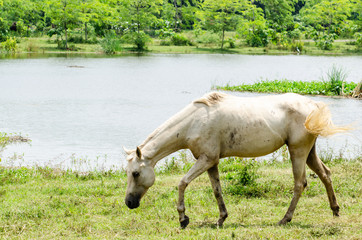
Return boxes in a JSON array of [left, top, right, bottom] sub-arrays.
[[124, 92, 349, 228]]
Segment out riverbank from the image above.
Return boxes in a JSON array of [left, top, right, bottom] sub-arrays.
[[0, 154, 361, 239], [3, 36, 362, 56]]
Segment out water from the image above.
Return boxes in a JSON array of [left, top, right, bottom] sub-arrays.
[[0, 54, 361, 170]]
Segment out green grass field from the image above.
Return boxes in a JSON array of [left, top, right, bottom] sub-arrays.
[[0, 153, 361, 239]]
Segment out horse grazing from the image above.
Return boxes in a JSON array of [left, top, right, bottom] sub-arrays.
[[124, 92, 349, 228]]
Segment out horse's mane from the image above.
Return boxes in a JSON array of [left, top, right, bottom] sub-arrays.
[[193, 92, 227, 106]]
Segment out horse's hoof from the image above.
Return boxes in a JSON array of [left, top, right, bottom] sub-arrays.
[[277, 218, 291, 225], [217, 218, 225, 227], [180, 215, 190, 229]]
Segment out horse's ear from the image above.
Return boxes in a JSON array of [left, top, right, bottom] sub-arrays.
[[123, 146, 133, 155], [136, 146, 142, 158]]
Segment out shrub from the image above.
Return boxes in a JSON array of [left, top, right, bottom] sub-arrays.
[[99, 32, 121, 54], [123, 31, 151, 51], [355, 32, 362, 48], [288, 28, 302, 41], [1, 37, 17, 53], [245, 28, 269, 47], [171, 34, 192, 46], [227, 38, 236, 48], [313, 33, 337, 50], [0, 20, 9, 42]]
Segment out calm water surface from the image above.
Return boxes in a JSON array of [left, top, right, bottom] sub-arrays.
[[0, 54, 361, 170]]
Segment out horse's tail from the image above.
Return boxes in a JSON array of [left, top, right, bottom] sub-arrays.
[[304, 102, 352, 137]]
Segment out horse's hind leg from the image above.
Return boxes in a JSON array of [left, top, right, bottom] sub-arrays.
[[306, 144, 340, 216], [278, 144, 310, 225], [207, 165, 228, 227]]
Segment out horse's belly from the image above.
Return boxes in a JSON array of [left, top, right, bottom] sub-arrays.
[[219, 125, 286, 158]]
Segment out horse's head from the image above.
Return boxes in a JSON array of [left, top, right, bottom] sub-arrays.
[[124, 147, 155, 209]]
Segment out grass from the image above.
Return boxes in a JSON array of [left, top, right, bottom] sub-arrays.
[[4, 35, 361, 56], [0, 150, 361, 239], [215, 79, 360, 97]]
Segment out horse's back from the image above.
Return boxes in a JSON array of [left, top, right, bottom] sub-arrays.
[[189, 93, 318, 158]]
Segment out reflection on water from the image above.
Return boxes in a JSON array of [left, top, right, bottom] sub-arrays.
[[0, 54, 361, 170]]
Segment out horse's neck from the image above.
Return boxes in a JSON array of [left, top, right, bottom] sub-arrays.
[[140, 105, 194, 166]]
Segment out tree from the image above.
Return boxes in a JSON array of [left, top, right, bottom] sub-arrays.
[[198, 0, 245, 48], [121, 0, 162, 50], [301, 0, 353, 34], [0, 0, 41, 37], [239, 0, 268, 47], [259, 0, 297, 31], [45, 0, 82, 49]]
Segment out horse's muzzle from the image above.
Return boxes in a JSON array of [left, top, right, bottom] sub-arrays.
[[125, 194, 140, 209]]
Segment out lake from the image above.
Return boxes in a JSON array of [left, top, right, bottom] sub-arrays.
[[0, 54, 361, 171]]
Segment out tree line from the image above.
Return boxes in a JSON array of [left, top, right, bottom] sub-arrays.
[[0, 0, 361, 51]]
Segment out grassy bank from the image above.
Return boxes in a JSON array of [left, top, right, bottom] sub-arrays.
[[3, 36, 362, 56], [216, 79, 361, 97], [0, 153, 361, 239]]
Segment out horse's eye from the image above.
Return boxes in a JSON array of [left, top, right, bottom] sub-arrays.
[[132, 171, 140, 178]]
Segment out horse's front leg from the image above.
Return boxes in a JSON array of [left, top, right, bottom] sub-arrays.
[[207, 164, 228, 227], [177, 154, 216, 229]]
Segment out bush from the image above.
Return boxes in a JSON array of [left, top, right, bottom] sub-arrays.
[[1, 37, 17, 53], [246, 28, 269, 47], [288, 28, 302, 41], [171, 34, 192, 46], [0, 20, 9, 42], [355, 33, 362, 48], [123, 31, 151, 51], [313, 33, 337, 50], [227, 38, 236, 48], [99, 32, 121, 54]]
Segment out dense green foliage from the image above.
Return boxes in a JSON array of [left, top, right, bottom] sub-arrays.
[[0, 0, 361, 52], [216, 79, 359, 96]]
